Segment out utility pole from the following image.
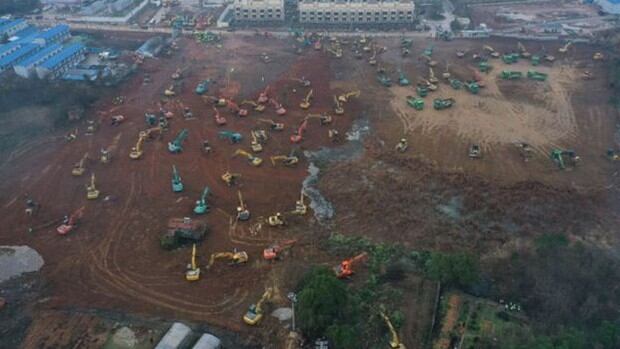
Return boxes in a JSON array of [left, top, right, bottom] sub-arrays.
[[287, 292, 298, 331]]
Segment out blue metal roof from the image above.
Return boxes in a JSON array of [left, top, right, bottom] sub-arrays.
[[40, 43, 84, 70], [607, 0, 620, 4], [11, 26, 38, 40], [0, 43, 38, 68], [0, 42, 20, 56], [37, 24, 70, 41], [0, 19, 26, 35], [17, 43, 62, 67]]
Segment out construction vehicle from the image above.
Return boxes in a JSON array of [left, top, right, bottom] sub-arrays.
[[164, 85, 176, 97], [290, 119, 308, 144], [186, 244, 200, 281], [421, 54, 437, 67], [558, 41, 572, 54], [406, 96, 424, 110], [550, 149, 580, 170], [160, 217, 207, 250], [291, 77, 311, 87], [398, 71, 411, 86], [270, 98, 287, 116], [582, 70, 594, 80], [469, 144, 482, 159], [243, 288, 273, 325], [56, 207, 85, 235], [227, 100, 249, 117], [395, 138, 408, 152], [306, 113, 333, 125], [416, 85, 428, 98], [368, 47, 377, 66], [168, 129, 189, 153], [516, 142, 533, 161], [195, 80, 210, 95], [204, 95, 228, 107], [258, 86, 270, 104], [270, 149, 300, 167], [531, 55, 541, 66], [334, 252, 368, 278], [100, 147, 111, 164], [194, 186, 211, 215], [129, 133, 147, 159], [527, 70, 548, 81], [326, 46, 343, 58], [456, 49, 466, 58], [234, 149, 263, 166], [171, 68, 182, 80], [263, 240, 296, 261], [483, 45, 500, 58], [110, 115, 125, 126], [338, 90, 360, 103], [218, 131, 243, 144], [442, 63, 451, 80], [433, 98, 455, 110], [593, 52, 604, 61], [221, 171, 241, 186], [479, 62, 491, 73], [449, 79, 463, 90], [377, 74, 392, 87], [518, 42, 531, 59], [423, 44, 433, 57], [502, 53, 519, 64], [258, 118, 284, 131], [293, 190, 307, 215], [71, 153, 88, 176], [428, 68, 439, 84], [236, 190, 251, 220], [209, 106, 226, 126], [299, 89, 313, 109], [207, 250, 249, 269], [380, 311, 406, 349], [606, 149, 619, 161], [171, 165, 184, 192], [267, 212, 286, 227], [465, 81, 480, 94], [500, 70, 523, 80], [86, 173, 100, 200], [422, 79, 437, 91], [241, 100, 266, 112], [250, 130, 267, 153]]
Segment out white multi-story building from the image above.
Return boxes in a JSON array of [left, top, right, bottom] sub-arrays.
[[234, 0, 285, 22], [299, 0, 414, 24]]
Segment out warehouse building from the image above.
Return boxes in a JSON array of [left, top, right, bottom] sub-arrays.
[[32, 24, 71, 46], [233, 0, 285, 22], [0, 44, 40, 73], [595, 0, 620, 14], [13, 43, 63, 78], [298, 0, 414, 25], [0, 19, 29, 38], [36, 43, 86, 79]]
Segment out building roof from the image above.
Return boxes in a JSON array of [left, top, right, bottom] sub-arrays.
[[17, 43, 62, 67], [63, 68, 98, 80], [10, 26, 38, 40], [0, 42, 20, 56], [37, 24, 70, 41], [40, 43, 83, 70], [155, 323, 191, 349], [0, 19, 26, 34], [0, 43, 38, 67], [607, 0, 620, 3]]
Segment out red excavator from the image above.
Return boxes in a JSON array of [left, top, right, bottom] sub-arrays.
[[227, 99, 249, 117], [212, 107, 227, 126], [270, 98, 286, 116], [263, 239, 296, 261], [334, 252, 368, 278], [56, 207, 85, 235], [258, 85, 270, 104], [290, 119, 308, 143]]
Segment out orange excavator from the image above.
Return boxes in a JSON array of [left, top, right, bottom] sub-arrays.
[[56, 207, 85, 235], [212, 106, 227, 126], [270, 98, 287, 116], [258, 85, 270, 104], [263, 239, 296, 261], [334, 252, 368, 278], [290, 118, 308, 143], [227, 99, 249, 117]]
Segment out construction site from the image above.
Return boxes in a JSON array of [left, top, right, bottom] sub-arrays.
[[1, 20, 620, 349]]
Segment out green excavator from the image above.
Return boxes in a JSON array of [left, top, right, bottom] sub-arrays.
[[171, 165, 184, 192], [500, 70, 523, 80], [465, 81, 480, 94], [527, 70, 548, 81], [398, 71, 410, 86], [168, 129, 188, 153], [449, 78, 463, 89], [377, 74, 392, 87], [433, 98, 455, 110], [550, 149, 579, 170], [406, 96, 424, 110], [194, 186, 211, 214], [416, 85, 428, 97]]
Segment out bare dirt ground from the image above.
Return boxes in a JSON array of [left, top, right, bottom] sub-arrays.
[[1, 32, 619, 348]]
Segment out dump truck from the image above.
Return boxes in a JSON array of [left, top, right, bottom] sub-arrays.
[[527, 70, 548, 81]]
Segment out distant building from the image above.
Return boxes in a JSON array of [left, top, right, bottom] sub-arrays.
[[32, 24, 71, 46], [298, 0, 415, 25], [595, 0, 620, 14], [14, 43, 63, 78], [192, 333, 222, 349], [136, 36, 164, 58], [0, 19, 29, 38], [0, 44, 40, 73], [155, 323, 192, 349], [41, 0, 86, 5], [234, 0, 285, 22], [36, 43, 86, 79]]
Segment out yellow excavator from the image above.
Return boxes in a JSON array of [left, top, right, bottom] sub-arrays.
[[100, 147, 111, 164], [86, 173, 100, 200], [270, 149, 299, 167], [558, 41, 572, 53], [428, 67, 439, 84], [186, 244, 200, 281], [129, 133, 147, 159], [518, 41, 531, 58], [207, 250, 248, 269], [380, 311, 406, 349], [242, 100, 266, 112], [338, 90, 360, 103], [299, 89, 313, 110], [164, 85, 176, 96], [250, 131, 263, 153], [237, 190, 250, 221], [267, 212, 286, 226], [234, 149, 263, 166], [333, 95, 344, 115], [483, 45, 500, 58], [293, 190, 307, 215], [72, 153, 88, 176], [221, 171, 241, 186], [258, 118, 284, 131], [369, 47, 377, 66], [243, 287, 273, 325], [442, 62, 451, 79], [306, 113, 332, 125]]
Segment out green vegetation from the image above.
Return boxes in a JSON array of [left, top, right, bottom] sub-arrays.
[[0, 0, 40, 15], [611, 59, 620, 108], [423, 252, 479, 288]]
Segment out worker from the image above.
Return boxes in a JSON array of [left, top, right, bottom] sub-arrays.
[[25, 197, 38, 216], [202, 139, 212, 153]]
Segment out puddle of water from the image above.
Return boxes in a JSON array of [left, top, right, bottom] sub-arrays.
[[0, 245, 44, 283], [436, 196, 463, 221]]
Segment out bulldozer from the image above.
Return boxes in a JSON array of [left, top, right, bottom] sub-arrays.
[[237, 190, 251, 220], [558, 41, 572, 54], [406, 96, 424, 110], [518, 42, 531, 59], [171, 165, 184, 192], [433, 98, 455, 110], [293, 190, 307, 215], [270, 149, 299, 167], [290, 119, 308, 144], [227, 100, 249, 117], [483, 45, 500, 58], [129, 133, 147, 160], [250, 130, 263, 153], [57, 207, 85, 235], [160, 217, 207, 250], [380, 311, 406, 349], [72, 153, 88, 176], [234, 149, 263, 166], [207, 250, 249, 269], [168, 129, 189, 153], [334, 252, 368, 278], [306, 113, 332, 125], [221, 171, 241, 186], [395, 138, 408, 153], [428, 67, 439, 84], [86, 173, 100, 200], [500, 70, 523, 80], [243, 288, 273, 325], [527, 70, 548, 81], [550, 149, 580, 170], [194, 186, 211, 215], [186, 244, 200, 281], [218, 131, 243, 144], [338, 90, 360, 103], [258, 118, 284, 131], [263, 240, 296, 261], [469, 144, 482, 159], [241, 100, 266, 112], [299, 89, 313, 110], [270, 98, 287, 116], [421, 79, 437, 91], [333, 95, 345, 115]]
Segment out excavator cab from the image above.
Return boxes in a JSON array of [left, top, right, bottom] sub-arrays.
[[334, 252, 368, 279], [293, 190, 307, 215], [86, 173, 100, 200], [267, 212, 285, 226], [237, 190, 251, 221], [186, 244, 200, 281], [243, 288, 273, 325]]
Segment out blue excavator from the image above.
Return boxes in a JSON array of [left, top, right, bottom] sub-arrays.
[[171, 165, 184, 192], [218, 130, 243, 144], [194, 186, 211, 214], [168, 129, 188, 153]]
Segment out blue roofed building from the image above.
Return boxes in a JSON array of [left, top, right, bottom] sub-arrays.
[[32, 24, 71, 46], [0, 43, 40, 73], [0, 42, 21, 60], [8, 26, 38, 42], [36, 43, 85, 79], [0, 19, 29, 38], [595, 0, 620, 14], [14, 43, 63, 78]]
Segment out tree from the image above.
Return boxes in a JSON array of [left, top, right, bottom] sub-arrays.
[[424, 252, 479, 288], [450, 19, 462, 32]]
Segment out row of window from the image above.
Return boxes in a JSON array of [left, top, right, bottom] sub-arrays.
[[302, 0, 408, 2], [235, 7, 282, 12], [300, 10, 412, 16], [236, 14, 284, 19], [300, 15, 412, 22]]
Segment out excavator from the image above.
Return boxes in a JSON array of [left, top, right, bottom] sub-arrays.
[[57, 207, 85, 235], [203, 95, 228, 107], [86, 173, 100, 200], [234, 149, 263, 166], [483, 45, 500, 58], [218, 130, 243, 144], [250, 130, 263, 153], [416, 85, 428, 98], [171, 165, 184, 192], [406, 96, 424, 110], [307, 113, 332, 125], [299, 89, 313, 109], [442, 62, 451, 80], [293, 190, 307, 215], [227, 99, 249, 117], [334, 252, 368, 278], [100, 147, 111, 164], [469, 144, 482, 159], [71, 153, 88, 176], [333, 95, 344, 115], [258, 118, 284, 131], [380, 311, 406, 349], [395, 138, 408, 153], [164, 85, 176, 96], [194, 186, 211, 215], [221, 171, 241, 186], [207, 250, 249, 269], [270, 149, 299, 167], [171, 67, 182, 80], [241, 100, 266, 112], [326, 46, 342, 58], [263, 240, 296, 261], [237, 190, 250, 221], [270, 98, 287, 116], [186, 244, 200, 281], [433, 98, 455, 110], [421, 54, 437, 67], [428, 67, 439, 84], [257, 85, 270, 104], [398, 71, 410, 86], [338, 90, 360, 103], [464, 81, 480, 94], [449, 78, 463, 90], [518, 42, 531, 59], [212, 106, 227, 126], [368, 47, 377, 66], [291, 77, 311, 87], [558, 41, 572, 53], [168, 129, 188, 153], [423, 44, 433, 57], [550, 149, 580, 170], [377, 73, 392, 87], [195, 79, 210, 95], [129, 133, 147, 159], [243, 288, 273, 325], [290, 119, 308, 144]]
